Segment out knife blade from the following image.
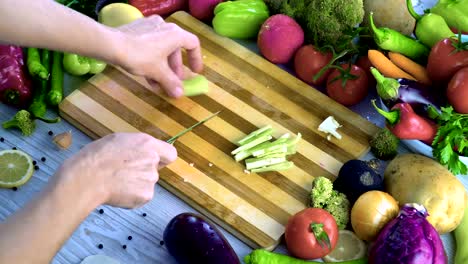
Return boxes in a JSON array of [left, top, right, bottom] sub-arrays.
[[166, 110, 221, 144]]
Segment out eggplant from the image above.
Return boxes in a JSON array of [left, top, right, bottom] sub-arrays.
[[163, 212, 240, 264], [371, 67, 446, 118], [333, 159, 384, 204]]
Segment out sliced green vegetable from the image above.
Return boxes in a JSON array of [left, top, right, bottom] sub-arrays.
[[245, 154, 287, 170], [231, 131, 273, 155], [237, 125, 273, 145], [183, 75, 210, 96], [251, 161, 294, 173]]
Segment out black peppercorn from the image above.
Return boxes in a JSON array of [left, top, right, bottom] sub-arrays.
[[98, 244, 103, 249], [127, 236, 132, 241], [98, 209, 104, 214], [122, 245, 127, 249], [34, 165, 39, 170], [41, 157, 46, 162], [12, 147, 16, 150], [159, 240, 164, 246], [142, 213, 147, 217], [0, 137, 4, 142], [48, 131, 53, 136], [32, 161, 37, 165]]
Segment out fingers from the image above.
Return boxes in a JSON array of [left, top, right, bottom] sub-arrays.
[[151, 62, 184, 98], [150, 137, 178, 167], [162, 23, 203, 73], [168, 48, 184, 79]]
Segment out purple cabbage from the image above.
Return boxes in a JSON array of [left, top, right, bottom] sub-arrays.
[[369, 204, 447, 264]]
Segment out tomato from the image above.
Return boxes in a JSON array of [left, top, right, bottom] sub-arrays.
[[326, 64, 369, 106], [356, 55, 376, 89], [293, 44, 333, 87], [426, 38, 468, 85], [129, 0, 187, 17], [285, 208, 338, 260], [447, 67, 468, 114]]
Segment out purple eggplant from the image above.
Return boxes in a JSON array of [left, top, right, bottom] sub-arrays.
[[371, 67, 445, 118], [163, 212, 240, 264]]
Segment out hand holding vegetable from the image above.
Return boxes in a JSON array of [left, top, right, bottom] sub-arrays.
[[115, 15, 203, 98], [54, 132, 177, 208]]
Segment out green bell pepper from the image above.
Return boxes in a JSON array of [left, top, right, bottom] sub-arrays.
[[212, 0, 269, 39], [431, 0, 468, 33], [63, 53, 107, 76], [407, 0, 456, 47]]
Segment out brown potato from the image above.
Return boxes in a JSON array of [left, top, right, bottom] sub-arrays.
[[384, 154, 467, 234], [362, 0, 416, 36]]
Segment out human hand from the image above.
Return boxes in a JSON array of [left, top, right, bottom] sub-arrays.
[[114, 15, 203, 98], [55, 132, 177, 209]]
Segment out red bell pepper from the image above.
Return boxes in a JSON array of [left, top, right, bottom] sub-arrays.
[[372, 100, 438, 144], [0, 45, 33, 107], [129, 0, 187, 17]]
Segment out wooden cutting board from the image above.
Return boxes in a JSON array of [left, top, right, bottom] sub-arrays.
[[59, 11, 379, 249]]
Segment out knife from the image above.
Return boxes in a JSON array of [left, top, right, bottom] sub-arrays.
[[166, 110, 221, 144]]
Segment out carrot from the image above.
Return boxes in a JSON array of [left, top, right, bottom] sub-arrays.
[[388, 52, 432, 85], [367, 50, 416, 80]]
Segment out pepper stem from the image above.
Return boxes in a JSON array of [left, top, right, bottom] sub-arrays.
[[369, 12, 386, 45], [406, 0, 422, 21], [310, 223, 331, 250], [371, 67, 401, 100], [371, 99, 400, 125]]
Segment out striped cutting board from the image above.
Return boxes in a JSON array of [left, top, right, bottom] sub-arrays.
[[59, 11, 379, 249]]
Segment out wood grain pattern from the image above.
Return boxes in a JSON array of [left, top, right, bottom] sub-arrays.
[[59, 11, 379, 249]]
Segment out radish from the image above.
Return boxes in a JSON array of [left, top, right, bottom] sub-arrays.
[[257, 14, 304, 64], [189, 0, 223, 21]]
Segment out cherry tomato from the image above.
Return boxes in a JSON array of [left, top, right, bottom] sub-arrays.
[[426, 38, 468, 85], [129, 0, 187, 17], [285, 208, 338, 260], [447, 67, 468, 114], [326, 64, 369, 106], [293, 44, 333, 87]]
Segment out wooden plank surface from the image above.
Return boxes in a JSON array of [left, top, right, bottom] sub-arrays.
[[59, 11, 379, 249]]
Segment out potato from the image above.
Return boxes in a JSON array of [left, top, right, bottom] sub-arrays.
[[384, 154, 466, 234], [362, 0, 416, 36]]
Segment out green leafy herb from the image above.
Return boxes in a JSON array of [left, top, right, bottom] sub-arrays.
[[56, 0, 100, 19], [430, 106, 468, 175]]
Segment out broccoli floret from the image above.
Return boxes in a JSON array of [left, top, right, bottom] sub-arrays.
[[2, 110, 36, 136], [369, 127, 400, 160], [310, 176, 334, 208], [327, 190, 351, 230], [309, 176, 350, 229], [266, 0, 365, 49]]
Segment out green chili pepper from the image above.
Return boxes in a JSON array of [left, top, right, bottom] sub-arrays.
[[407, 0, 455, 47], [63, 53, 107, 76], [28, 49, 51, 118], [369, 12, 429, 61], [431, 0, 468, 33], [212, 0, 269, 39], [48, 51, 64, 106], [27, 48, 49, 80]]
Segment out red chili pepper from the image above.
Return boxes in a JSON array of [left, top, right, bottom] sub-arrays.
[[129, 0, 187, 17], [0, 45, 33, 107], [372, 100, 438, 144]]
